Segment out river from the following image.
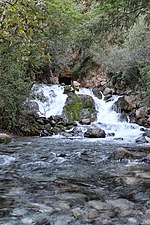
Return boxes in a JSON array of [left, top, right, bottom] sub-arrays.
[[0, 137, 150, 225], [0, 84, 150, 224]]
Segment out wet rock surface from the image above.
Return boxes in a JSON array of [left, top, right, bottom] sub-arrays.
[[84, 127, 106, 138], [0, 138, 150, 225], [0, 133, 11, 144]]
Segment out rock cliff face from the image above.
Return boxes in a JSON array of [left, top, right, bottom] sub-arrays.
[[79, 66, 110, 88]]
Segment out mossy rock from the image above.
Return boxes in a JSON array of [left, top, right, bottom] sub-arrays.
[[64, 85, 74, 94], [62, 93, 97, 122]]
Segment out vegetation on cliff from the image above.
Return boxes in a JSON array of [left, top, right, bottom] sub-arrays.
[[0, 0, 149, 131]]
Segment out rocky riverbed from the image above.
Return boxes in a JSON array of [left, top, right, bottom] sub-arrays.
[[0, 137, 150, 225]]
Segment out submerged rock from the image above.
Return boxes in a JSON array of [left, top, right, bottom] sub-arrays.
[[106, 198, 135, 211], [88, 200, 112, 211], [108, 147, 135, 160], [0, 133, 11, 144], [84, 127, 106, 138]]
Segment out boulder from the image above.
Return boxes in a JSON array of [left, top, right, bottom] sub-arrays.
[[72, 81, 81, 90], [103, 87, 112, 96], [143, 130, 150, 138], [104, 94, 113, 102], [108, 147, 135, 160], [0, 133, 11, 144], [135, 136, 149, 144], [124, 95, 137, 109], [92, 87, 103, 99], [136, 108, 147, 119], [84, 127, 106, 138], [63, 85, 74, 94], [147, 117, 150, 124], [112, 97, 132, 113], [135, 108, 150, 126], [119, 112, 128, 122], [79, 119, 91, 125], [62, 93, 97, 122]]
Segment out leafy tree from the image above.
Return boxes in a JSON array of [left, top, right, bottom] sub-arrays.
[[0, 0, 82, 131]]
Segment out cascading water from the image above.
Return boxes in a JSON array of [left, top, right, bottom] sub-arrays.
[[78, 88, 143, 141], [32, 84, 67, 117], [31, 84, 146, 142]]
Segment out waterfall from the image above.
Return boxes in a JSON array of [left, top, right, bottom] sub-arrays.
[[78, 88, 143, 140], [31, 84, 145, 141], [32, 84, 67, 117]]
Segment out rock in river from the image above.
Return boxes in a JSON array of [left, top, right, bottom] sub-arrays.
[[0, 133, 11, 144], [84, 127, 106, 138]]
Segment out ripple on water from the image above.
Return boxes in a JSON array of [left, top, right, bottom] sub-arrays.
[[0, 137, 150, 225], [0, 155, 16, 166]]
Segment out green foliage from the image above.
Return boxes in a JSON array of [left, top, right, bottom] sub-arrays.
[[140, 66, 150, 107], [99, 17, 150, 105], [0, 44, 31, 130], [0, 0, 82, 131], [0, 0, 150, 131], [74, 0, 150, 61], [72, 57, 93, 80]]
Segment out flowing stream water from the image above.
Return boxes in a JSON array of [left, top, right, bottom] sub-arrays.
[[0, 85, 150, 225]]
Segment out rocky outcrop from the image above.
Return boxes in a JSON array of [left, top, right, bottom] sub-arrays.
[[79, 65, 110, 87], [84, 127, 106, 138], [62, 93, 97, 122], [0, 133, 11, 144]]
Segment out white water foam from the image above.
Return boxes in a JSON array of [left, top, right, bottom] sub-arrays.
[[0, 155, 16, 165], [32, 84, 67, 117], [78, 88, 144, 141]]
